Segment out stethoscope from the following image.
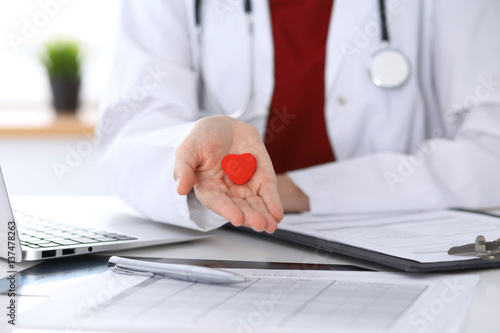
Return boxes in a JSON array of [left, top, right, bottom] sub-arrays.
[[195, 0, 410, 119], [195, 0, 253, 119], [368, 0, 411, 89]]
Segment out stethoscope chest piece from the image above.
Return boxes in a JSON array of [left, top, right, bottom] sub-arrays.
[[368, 47, 410, 89]]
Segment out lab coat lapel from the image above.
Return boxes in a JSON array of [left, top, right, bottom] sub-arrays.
[[251, 0, 274, 120], [325, 0, 376, 96], [190, 0, 273, 122]]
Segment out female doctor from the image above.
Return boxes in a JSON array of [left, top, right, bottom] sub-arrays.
[[98, 0, 500, 233]]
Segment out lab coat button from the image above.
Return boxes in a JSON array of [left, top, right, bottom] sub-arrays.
[[337, 96, 346, 105]]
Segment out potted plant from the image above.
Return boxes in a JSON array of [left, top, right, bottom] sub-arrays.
[[41, 39, 82, 113]]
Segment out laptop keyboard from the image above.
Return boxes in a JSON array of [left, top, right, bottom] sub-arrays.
[[15, 211, 138, 249]]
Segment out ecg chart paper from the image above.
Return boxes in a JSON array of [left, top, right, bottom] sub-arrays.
[[17, 269, 478, 333]]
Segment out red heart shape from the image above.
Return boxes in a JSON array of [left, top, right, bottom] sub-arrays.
[[221, 153, 257, 185]]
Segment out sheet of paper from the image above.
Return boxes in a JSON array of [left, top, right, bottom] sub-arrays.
[[17, 268, 478, 333], [279, 210, 500, 263]]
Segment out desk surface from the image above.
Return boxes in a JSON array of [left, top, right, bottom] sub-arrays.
[[1, 196, 499, 333]]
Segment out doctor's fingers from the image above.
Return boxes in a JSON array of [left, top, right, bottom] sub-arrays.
[[203, 193, 268, 232], [206, 195, 245, 227], [244, 196, 279, 233], [230, 198, 268, 233], [174, 144, 200, 195], [206, 195, 274, 232], [258, 182, 284, 224], [174, 162, 196, 195]]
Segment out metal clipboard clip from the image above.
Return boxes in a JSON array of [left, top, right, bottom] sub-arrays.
[[448, 235, 500, 261]]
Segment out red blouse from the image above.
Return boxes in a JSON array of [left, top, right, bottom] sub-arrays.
[[265, 0, 335, 174]]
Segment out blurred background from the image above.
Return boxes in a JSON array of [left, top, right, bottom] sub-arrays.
[[0, 0, 121, 196]]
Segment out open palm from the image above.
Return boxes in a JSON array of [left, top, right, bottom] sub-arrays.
[[174, 116, 283, 232]]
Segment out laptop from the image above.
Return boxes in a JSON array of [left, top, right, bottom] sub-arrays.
[[0, 167, 207, 262]]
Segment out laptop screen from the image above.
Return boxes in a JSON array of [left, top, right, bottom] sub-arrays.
[[0, 167, 23, 263]]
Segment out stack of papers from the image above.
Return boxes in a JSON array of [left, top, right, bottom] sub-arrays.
[[275, 209, 500, 269], [18, 268, 478, 333]]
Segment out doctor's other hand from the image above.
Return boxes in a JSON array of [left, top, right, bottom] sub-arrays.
[[174, 116, 284, 233], [276, 174, 310, 213]]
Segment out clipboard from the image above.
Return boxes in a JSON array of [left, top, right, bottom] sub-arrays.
[[225, 209, 500, 273]]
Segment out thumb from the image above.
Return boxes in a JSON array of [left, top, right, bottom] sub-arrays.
[[174, 144, 198, 195]]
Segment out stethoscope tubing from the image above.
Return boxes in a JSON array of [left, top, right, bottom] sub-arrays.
[[195, 0, 410, 119], [195, 0, 254, 120]]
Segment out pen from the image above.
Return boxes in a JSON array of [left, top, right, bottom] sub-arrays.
[[108, 256, 249, 285]]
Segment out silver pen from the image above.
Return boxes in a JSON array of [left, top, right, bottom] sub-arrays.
[[108, 256, 249, 285]]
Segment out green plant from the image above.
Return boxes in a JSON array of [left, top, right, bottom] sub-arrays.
[[41, 39, 81, 79]]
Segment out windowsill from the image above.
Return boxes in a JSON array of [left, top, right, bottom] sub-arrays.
[[0, 103, 97, 136]]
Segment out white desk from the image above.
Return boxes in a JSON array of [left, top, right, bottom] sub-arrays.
[[1, 196, 500, 332]]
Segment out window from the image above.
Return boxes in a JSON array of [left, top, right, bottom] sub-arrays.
[[0, 0, 120, 104]]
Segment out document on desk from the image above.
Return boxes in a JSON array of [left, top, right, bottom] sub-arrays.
[[277, 209, 500, 264], [18, 268, 478, 333]]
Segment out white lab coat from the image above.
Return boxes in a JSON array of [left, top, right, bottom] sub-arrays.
[[98, 0, 500, 231]]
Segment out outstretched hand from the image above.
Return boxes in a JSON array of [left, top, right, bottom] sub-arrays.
[[174, 116, 284, 233]]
